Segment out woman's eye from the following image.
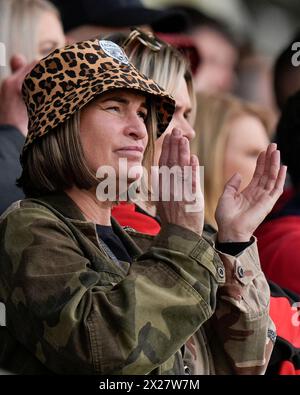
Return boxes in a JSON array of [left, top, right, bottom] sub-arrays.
[[106, 106, 120, 112], [247, 150, 261, 158], [184, 112, 191, 120], [40, 47, 55, 57], [138, 111, 147, 121]]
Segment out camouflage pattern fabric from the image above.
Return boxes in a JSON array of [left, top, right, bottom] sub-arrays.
[[131, 229, 276, 375], [0, 193, 275, 374]]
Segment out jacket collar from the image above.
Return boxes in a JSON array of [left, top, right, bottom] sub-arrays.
[[33, 192, 86, 221], [30, 192, 142, 259]]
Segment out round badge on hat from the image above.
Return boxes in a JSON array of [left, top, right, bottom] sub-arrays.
[[99, 40, 129, 65]]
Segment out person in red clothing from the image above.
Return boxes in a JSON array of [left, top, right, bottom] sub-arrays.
[[268, 282, 300, 375], [256, 91, 300, 296]]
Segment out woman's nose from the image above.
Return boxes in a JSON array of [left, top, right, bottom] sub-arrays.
[[124, 114, 147, 140], [182, 124, 196, 141]]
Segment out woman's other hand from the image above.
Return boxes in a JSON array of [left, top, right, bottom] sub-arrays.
[[157, 128, 205, 235], [216, 143, 287, 242]]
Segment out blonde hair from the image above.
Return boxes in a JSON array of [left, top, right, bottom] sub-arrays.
[[191, 93, 273, 228], [106, 31, 196, 130], [125, 40, 196, 128], [0, 0, 60, 83]]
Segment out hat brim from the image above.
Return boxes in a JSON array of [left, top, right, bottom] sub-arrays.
[[21, 38, 175, 157], [22, 67, 174, 155]]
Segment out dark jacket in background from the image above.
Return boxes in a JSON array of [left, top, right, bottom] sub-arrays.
[[0, 125, 25, 214]]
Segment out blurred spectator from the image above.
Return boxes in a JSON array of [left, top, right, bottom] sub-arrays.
[[157, 32, 201, 76], [49, 0, 189, 42], [237, 30, 300, 122], [0, 0, 65, 83], [0, 56, 37, 214], [256, 91, 300, 295], [235, 44, 277, 119], [0, 0, 65, 214], [191, 93, 272, 228], [274, 31, 300, 112], [168, 5, 239, 94]]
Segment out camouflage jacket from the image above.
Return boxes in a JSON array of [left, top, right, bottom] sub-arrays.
[[0, 193, 275, 374]]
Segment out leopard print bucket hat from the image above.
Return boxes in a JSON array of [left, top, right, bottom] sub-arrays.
[[21, 38, 175, 156]]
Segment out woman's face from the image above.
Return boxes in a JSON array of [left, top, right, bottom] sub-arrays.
[[154, 77, 195, 165], [36, 11, 65, 59], [80, 89, 148, 183], [223, 114, 269, 191]]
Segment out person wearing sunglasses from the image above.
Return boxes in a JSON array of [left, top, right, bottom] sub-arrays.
[[111, 29, 287, 374]]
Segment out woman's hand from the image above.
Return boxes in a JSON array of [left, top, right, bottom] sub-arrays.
[[157, 129, 204, 235], [0, 55, 36, 137], [215, 143, 287, 242]]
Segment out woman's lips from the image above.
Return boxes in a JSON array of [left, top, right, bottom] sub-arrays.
[[115, 146, 144, 157]]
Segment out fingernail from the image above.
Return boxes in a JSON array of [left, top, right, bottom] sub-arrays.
[[191, 155, 197, 163]]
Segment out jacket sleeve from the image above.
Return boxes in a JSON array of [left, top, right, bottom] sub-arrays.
[[205, 236, 275, 374], [0, 205, 225, 375]]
